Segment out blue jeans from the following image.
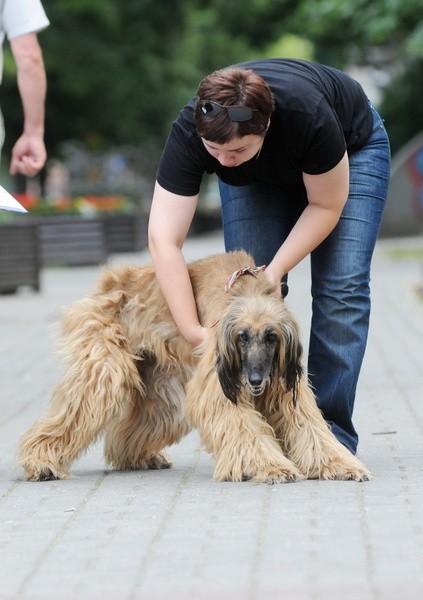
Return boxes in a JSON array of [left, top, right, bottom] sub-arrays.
[[219, 105, 391, 453]]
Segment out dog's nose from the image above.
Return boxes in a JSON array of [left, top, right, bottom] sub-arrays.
[[248, 373, 263, 387]]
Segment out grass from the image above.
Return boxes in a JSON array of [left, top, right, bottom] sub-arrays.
[[387, 247, 423, 260]]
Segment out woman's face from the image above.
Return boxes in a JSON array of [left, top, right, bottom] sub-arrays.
[[201, 134, 264, 168]]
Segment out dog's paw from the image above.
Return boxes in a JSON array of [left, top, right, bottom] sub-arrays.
[[114, 452, 172, 471], [215, 457, 304, 484], [144, 453, 172, 470], [320, 459, 371, 482], [23, 465, 68, 482], [250, 466, 305, 484], [340, 467, 371, 482]]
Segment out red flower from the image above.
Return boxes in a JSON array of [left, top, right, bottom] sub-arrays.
[[13, 193, 38, 210]]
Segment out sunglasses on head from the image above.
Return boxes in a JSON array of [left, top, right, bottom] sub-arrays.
[[197, 100, 258, 122]]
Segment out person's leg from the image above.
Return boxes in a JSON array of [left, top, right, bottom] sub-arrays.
[[219, 180, 306, 296], [308, 106, 391, 453]]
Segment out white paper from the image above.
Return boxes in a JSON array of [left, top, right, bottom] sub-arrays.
[[0, 184, 28, 213]]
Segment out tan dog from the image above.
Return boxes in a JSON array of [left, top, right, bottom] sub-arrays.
[[18, 251, 370, 484]]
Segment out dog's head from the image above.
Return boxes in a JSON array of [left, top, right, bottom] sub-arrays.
[[215, 295, 303, 405]]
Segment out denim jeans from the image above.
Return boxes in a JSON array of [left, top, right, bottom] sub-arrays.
[[218, 105, 391, 453]]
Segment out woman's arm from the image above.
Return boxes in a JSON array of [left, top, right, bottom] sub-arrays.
[[265, 151, 350, 285], [148, 181, 207, 348]]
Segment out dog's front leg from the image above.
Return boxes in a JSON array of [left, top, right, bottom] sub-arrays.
[[275, 380, 371, 482], [186, 355, 304, 484]]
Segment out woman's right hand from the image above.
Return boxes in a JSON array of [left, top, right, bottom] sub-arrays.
[[190, 325, 208, 351]]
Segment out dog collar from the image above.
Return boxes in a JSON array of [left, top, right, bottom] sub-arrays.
[[225, 265, 266, 292], [208, 266, 267, 328]]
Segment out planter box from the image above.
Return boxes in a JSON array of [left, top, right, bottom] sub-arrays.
[[0, 213, 148, 292], [0, 223, 40, 293], [102, 213, 148, 253], [190, 209, 222, 237], [34, 216, 108, 267]]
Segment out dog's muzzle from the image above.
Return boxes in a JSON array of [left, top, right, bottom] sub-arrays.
[[246, 378, 267, 396]]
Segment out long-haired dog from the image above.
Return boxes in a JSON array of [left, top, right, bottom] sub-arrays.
[[18, 250, 370, 484]]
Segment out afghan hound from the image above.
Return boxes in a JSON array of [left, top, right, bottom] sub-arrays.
[[18, 250, 370, 484]]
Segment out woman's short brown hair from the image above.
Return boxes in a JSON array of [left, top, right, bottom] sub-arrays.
[[194, 67, 274, 143]]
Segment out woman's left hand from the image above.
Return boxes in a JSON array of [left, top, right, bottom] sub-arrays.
[[264, 266, 283, 296]]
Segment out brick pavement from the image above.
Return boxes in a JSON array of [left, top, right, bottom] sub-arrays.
[[0, 232, 422, 600]]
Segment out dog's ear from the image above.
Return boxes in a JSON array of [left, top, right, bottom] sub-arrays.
[[279, 319, 304, 408], [215, 354, 241, 404], [215, 318, 242, 404]]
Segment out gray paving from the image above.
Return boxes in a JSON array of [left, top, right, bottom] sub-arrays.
[[0, 231, 422, 600]]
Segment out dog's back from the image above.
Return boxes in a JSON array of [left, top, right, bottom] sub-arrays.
[[58, 249, 278, 365], [86, 250, 275, 327], [189, 250, 278, 327]]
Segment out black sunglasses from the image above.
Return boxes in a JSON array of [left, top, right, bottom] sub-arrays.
[[197, 100, 258, 122]]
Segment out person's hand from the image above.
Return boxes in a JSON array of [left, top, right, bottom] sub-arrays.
[[188, 325, 208, 352], [264, 266, 283, 297], [9, 134, 47, 177]]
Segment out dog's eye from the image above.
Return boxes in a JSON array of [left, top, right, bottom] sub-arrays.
[[238, 331, 249, 344], [265, 331, 278, 345]]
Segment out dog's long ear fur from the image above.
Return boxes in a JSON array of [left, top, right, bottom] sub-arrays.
[[279, 317, 304, 407], [215, 316, 242, 404]]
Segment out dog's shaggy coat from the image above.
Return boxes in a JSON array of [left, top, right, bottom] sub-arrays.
[[18, 251, 370, 483]]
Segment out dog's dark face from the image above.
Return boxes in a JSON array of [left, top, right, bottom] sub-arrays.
[[215, 296, 303, 405], [236, 325, 279, 397]]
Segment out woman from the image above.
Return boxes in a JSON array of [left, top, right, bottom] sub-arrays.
[[148, 58, 391, 454]]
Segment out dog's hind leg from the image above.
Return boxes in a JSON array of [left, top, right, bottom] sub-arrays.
[[18, 294, 142, 481], [270, 380, 371, 482], [104, 356, 191, 471]]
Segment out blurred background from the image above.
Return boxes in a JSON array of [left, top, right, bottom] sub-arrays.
[[0, 0, 422, 236]]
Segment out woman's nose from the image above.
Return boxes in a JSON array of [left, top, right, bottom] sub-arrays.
[[218, 155, 236, 167]]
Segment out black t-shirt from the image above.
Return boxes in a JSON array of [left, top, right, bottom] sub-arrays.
[[156, 59, 373, 196]]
